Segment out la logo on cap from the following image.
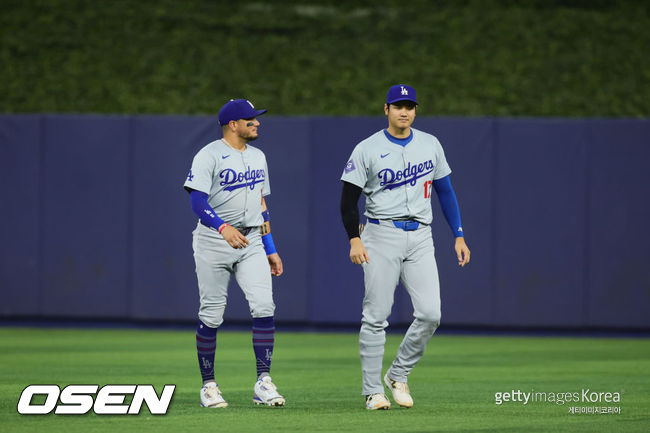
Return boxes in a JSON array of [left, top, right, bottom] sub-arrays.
[[401, 86, 408, 95]]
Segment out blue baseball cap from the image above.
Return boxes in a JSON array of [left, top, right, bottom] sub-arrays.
[[386, 84, 417, 105], [218, 99, 268, 126]]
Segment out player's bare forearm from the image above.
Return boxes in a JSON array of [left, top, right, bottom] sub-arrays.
[[349, 237, 370, 265], [455, 237, 470, 267]]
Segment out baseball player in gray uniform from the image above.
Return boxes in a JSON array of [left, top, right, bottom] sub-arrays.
[[340, 84, 470, 410], [184, 99, 285, 408]]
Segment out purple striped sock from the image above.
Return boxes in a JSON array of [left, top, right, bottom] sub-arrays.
[[252, 316, 275, 378], [196, 320, 217, 384]]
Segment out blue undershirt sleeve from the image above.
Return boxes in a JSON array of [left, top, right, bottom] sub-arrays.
[[189, 190, 226, 231], [433, 175, 464, 238]]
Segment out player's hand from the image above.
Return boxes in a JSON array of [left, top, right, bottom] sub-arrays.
[[455, 237, 470, 267], [349, 237, 370, 265], [267, 253, 283, 276], [220, 225, 250, 249]]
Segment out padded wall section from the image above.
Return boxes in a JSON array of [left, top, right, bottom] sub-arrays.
[[586, 120, 650, 328], [40, 115, 130, 317], [494, 119, 587, 327], [0, 115, 41, 315]]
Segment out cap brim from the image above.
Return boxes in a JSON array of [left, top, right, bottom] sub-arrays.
[[253, 109, 268, 117]]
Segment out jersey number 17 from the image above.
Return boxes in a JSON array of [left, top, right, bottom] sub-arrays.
[[424, 180, 432, 199]]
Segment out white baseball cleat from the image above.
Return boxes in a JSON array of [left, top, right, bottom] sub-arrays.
[[253, 375, 285, 406], [384, 373, 413, 408], [365, 393, 391, 410], [200, 382, 228, 408]]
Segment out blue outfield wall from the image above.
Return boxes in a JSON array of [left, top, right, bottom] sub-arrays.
[[0, 115, 649, 329]]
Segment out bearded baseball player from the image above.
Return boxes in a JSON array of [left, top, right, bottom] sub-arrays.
[[184, 99, 285, 408], [340, 84, 471, 410]]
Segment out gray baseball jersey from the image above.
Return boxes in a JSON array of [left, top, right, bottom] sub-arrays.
[[184, 139, 270, 228], [340, 128, 451, 225]]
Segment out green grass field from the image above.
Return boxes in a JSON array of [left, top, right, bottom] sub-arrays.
[[1, 327, 648, 432]]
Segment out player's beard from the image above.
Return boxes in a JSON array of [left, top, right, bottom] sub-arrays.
[[239, 132, 259, 142]]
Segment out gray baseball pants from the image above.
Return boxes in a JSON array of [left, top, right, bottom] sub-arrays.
[[359, 220, 441, 395], [192, 223, 275, 328]]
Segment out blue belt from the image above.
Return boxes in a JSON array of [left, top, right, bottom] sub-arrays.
[[367, 218, 420, 231]]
